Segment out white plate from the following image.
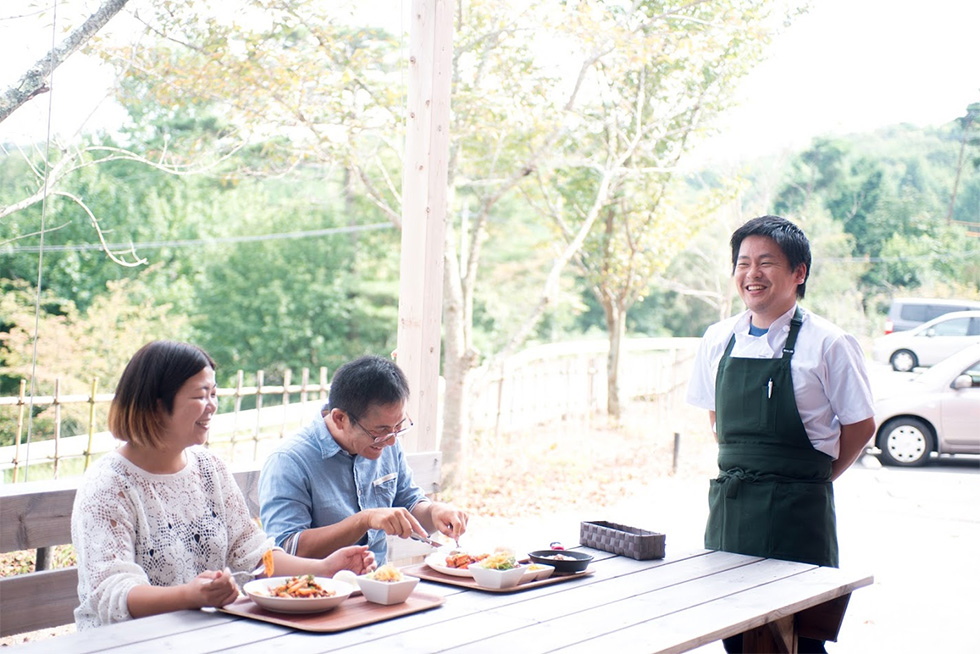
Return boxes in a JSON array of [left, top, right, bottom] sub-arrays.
[[244, 576, 353, 614], [424, 551, 485, 578]]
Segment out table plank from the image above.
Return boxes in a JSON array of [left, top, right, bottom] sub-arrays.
[[423, 555, 808, 653], [11, 550, 872, 654], [104, 616, 293, 654], [14, 610, 242, 654], [554, 565, 874, 654]]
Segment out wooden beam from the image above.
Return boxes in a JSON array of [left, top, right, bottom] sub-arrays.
[[742, 614, 796, 653], [798, 592, 852, 642], [396, 0, 452, 453]]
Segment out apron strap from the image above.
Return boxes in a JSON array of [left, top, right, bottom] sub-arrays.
[[782, 306, 804, 357]]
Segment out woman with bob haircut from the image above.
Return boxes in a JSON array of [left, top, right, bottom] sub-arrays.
[[71, 340, 375, 630]]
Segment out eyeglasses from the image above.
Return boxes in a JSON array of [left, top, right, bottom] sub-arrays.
[[349, 415, 414, 445]]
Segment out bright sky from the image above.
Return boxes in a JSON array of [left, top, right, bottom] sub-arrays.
[[691, 0, 980, 163], [2, 0, 978, 162]]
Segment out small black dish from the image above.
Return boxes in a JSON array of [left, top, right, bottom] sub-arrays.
[[527, 549, 593, 573]]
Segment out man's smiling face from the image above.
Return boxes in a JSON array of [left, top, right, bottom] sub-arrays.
[[734, 235, 806, 328]]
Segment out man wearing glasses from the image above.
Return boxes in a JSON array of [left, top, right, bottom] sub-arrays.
[[259, 355, 469, 563]]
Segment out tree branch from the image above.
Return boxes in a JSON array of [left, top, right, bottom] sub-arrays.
[[0, 0, 133, 123]]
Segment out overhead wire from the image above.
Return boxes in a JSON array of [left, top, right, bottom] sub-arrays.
[[24, 0, 61, 483], [4, 221, 395, 253]]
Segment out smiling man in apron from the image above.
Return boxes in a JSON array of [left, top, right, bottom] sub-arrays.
[[686, 216, 876, 654]]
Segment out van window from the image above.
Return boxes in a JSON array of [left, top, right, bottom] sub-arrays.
[[925, 305, 971, 322], [900, 304, 929, 322]]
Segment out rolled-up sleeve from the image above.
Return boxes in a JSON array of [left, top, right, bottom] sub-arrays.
[[393, 447, 428, 512], [259, 450, 315, 550]]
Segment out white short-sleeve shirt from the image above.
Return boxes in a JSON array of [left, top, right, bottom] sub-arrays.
[[685, 305, 875, 459]]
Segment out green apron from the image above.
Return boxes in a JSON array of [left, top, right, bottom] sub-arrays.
[[705, 308, 839, 568]]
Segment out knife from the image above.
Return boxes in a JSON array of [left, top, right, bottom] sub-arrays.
[[410, 532, 443, 547]]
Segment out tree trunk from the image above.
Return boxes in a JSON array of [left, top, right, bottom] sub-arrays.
[[604, 299, 626, 421], [946, 123, 970, 224], [0, 0, 132, 123], [440, 216, 478, 490]]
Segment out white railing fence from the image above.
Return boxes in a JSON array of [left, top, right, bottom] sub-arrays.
[[1, 339, 699, 483]]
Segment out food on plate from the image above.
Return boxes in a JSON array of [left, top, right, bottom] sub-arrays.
[[367, 563, 405, 582], [445, 550, 490, 569], [475, 550, 518, 571], [267, 575, 336, 598], [261, 549, 275, 577], [538, 553, 575, 561]]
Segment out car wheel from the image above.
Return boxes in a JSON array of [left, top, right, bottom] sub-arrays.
[[877, 418, 934, 467], [889, 349, 918, 372]]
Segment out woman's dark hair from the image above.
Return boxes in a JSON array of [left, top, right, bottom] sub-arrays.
[[327, 355, 410, 419], [730, 215, 811, 299], [108, 341, 216, 448]]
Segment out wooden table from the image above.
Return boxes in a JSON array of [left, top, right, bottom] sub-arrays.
[[15, 548, 872, 653]]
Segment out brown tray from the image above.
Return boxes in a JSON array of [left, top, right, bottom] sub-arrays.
[[402, 562, 595, 593], [219, 590, 444, 632]]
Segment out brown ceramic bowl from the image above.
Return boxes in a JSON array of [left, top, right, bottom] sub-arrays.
[[527, 549, 592, 573]]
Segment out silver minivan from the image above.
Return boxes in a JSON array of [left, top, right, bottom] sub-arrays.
[[873, 310, 980, 371], [884, 297, 980, 334]]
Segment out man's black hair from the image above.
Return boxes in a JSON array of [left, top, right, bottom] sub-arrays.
[[730, 215, 811, 299], [327, 355, 410, 419]]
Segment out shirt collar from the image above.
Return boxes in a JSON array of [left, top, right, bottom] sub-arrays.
[[314, 403, 345, 459], [737, 304, 798, 330], [733, 304, 801, 349]]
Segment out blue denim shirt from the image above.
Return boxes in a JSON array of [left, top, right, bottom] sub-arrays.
[[258, 404, 429, 564]]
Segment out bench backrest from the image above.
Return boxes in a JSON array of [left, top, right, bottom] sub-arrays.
[[0, 450, 441, 637]]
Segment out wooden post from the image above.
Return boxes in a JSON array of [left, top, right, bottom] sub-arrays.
[[84, 377, 98, 470], [280, 368, 292, 439], [397, 0, 452, 453], [52, 378, 61, 479], [253, 370, 264, 461], [300, 367, 310, 404], [231, 369, 244, 460], [12, 379, 26, 483]]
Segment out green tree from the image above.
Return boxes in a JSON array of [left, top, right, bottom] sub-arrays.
[[190, 177, 400, 383], [0, 277, 187, 446], [4, 0, 806, 480], [526, 0, 788, 418], [947, 101, 980, 223]]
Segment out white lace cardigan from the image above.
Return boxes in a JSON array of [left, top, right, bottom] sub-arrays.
[[70, 447, 272, 630]]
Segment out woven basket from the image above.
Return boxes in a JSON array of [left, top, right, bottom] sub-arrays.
[[580, 520, 666, 560]]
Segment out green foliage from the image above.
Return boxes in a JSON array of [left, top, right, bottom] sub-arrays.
[[0, 277, 189, 446], [186, 174, 401, 385], [3, 0, 978, 442], [770, 123, 980, 299], [0, 139, 214, 315]]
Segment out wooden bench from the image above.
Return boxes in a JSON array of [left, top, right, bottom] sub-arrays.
[[0, 451, 441, 637]]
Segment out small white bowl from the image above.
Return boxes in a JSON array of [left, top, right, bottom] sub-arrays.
[[522, 563, 555, 581], [469, 564, 526, 589], [355, 574, 420, 605]]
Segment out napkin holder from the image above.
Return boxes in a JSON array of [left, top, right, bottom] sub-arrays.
[[580, 520, 666, 560]]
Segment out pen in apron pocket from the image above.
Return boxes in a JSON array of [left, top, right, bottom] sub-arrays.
[[767, 378, 773, 399]]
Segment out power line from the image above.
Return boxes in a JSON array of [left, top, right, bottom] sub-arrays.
[[823, 250, 979, 264], [3, 222, 396, 254]]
